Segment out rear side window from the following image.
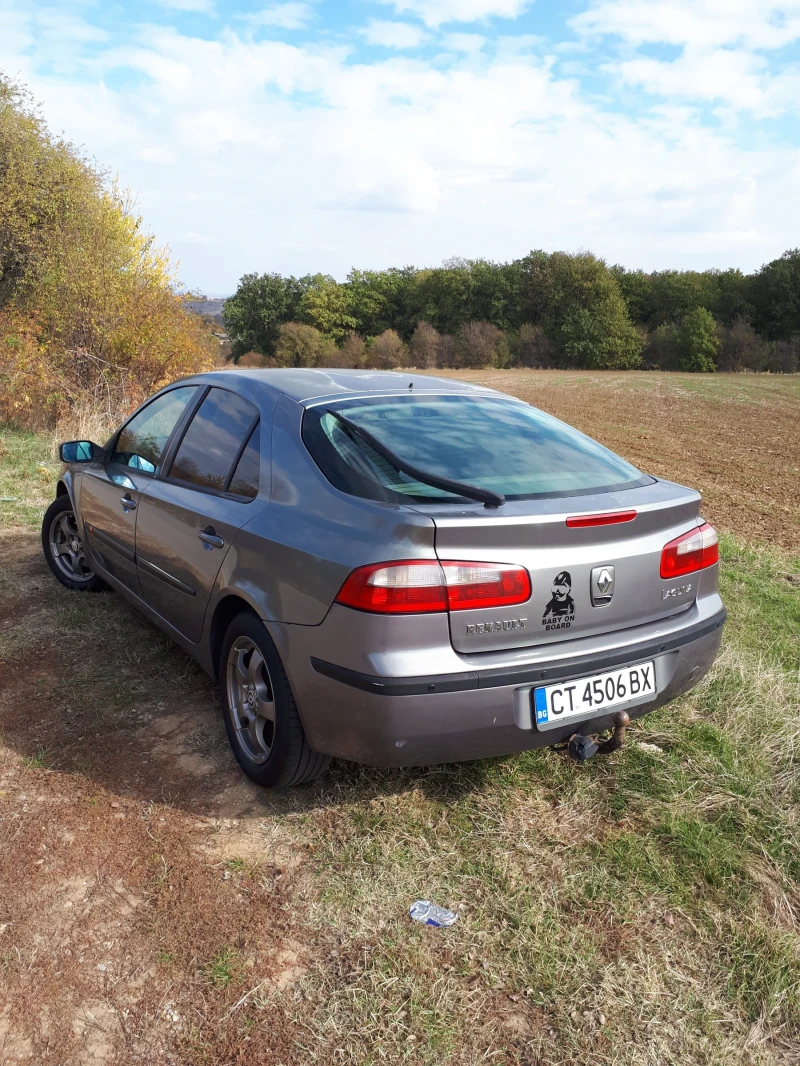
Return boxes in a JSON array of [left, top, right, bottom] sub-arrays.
[[228, 423, 260, 499], [302, 394, 651, 503], [112, 386, 197, 473], [169, 388, 258, 494]]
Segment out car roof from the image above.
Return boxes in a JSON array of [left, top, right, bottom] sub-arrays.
[[184, 368, 501, 407]]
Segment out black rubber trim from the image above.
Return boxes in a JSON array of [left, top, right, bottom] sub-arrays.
[[310, 607, 727, 697], [85, 524, 135, 563], [137, 556, 196, 596], [310, 663, 481, 697]]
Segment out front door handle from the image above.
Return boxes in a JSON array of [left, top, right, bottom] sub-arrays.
[[198, 526, 224, 550], [120, 494, 137, 511]]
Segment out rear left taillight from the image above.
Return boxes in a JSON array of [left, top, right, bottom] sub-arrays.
[[660, 522, 718, 579], [441, 561, 531, 611], [335, 560, 531, 615]]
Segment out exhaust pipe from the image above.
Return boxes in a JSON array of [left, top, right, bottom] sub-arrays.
[[567, 710, 630, 762]]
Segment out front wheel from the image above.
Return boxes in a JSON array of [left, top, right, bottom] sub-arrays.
[[41, 496, 104, 591], [219, 611, 330, 788]]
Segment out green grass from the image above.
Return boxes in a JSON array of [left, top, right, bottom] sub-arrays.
[[277, 501, 800, 1063], [22, 747, 48, 769], [205, 946, 241, 989], [0, 425, 60, 529]]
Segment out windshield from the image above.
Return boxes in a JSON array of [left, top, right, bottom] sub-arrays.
[[302, 393, 652, 504]]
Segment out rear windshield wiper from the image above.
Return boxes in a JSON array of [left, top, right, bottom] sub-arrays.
[[326, 409, 505, 509]]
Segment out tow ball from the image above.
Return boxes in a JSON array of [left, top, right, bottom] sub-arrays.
[[567, 710, 630, 762]]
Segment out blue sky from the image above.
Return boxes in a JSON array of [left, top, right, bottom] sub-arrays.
[[3, 0, 800, 293]]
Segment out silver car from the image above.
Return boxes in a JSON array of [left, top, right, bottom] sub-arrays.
[[42, 369, 726, 787]]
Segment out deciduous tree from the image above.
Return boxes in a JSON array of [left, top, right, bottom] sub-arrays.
[[0, 72, 213, 429], [223, 273, 308, 362], [297, 277, 357, 342], [366, 329, 409, 368], [751, 249, 800, 341], [274, 322, 336, 368], [677, 308, 719, 372], [523, 251, 642, 369], [511, 323, 556, 368], [457, 321, 508, 368], [409, 321, 440, 368], [330, 332, 366, 368]]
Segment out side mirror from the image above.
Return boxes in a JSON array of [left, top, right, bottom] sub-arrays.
[[59, 440, 102, 463]]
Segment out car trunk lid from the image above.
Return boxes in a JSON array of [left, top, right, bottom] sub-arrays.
[[428, 479, 702, 653]]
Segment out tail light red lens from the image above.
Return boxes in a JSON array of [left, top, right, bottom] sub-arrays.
[[441, 561, 532, 611], [335, 560, 531, 615], [660, 523, 719, 579], [335, 561, 447, 614]]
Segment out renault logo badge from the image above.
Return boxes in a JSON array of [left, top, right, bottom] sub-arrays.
[[591, 565, 615, 606]]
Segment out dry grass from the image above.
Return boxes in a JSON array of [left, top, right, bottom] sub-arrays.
[[1, 373, 799, 1065]]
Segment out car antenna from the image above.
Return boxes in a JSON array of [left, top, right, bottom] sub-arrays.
[[409, 381, 413, 389]]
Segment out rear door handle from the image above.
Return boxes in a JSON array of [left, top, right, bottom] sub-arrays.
[[120, 494, 137, 511], [198, 526, 224, 549]]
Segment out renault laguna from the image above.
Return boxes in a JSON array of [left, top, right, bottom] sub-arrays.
[[42, 370, 726, 787]]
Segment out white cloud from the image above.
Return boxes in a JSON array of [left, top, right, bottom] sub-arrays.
[[613, 47, 796, 115], [361, 20, 427, 49], [376, 0, 531, 29], [573, 0, 800, 50], [3, 1, 799, 293], [573, 1, 800, 115], [245, 3, 314, 30], [440, 32, 487, 54]]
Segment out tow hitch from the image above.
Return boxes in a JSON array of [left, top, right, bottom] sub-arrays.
[[567, 710, 630, 762]]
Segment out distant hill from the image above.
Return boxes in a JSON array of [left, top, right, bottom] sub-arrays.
[[185, 297, 227, 320]]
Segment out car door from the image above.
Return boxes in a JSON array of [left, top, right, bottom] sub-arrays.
[[134, 386, 266, 643], [79, 386, 199, 591]]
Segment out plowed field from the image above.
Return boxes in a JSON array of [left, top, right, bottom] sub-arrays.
[[437, 371, 800, 550]]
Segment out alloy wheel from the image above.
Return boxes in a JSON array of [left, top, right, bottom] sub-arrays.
[[49, 510, 94, 582], [226, 636, 276, 764]]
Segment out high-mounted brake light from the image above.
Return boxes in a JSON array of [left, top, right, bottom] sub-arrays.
[[566, 510, 637, 528], [660, 523, 718, 579], [335, 560, 531, 615]]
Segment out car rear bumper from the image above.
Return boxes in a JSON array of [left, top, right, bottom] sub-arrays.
[[280, 606, 726, 768]]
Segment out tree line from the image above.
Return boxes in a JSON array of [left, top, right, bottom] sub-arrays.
[[224, 250, 800, 374], [0, 73, 213, 431]]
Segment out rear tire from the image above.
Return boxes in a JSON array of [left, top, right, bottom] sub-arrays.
[[41, 496, 104, 592], [219, 610, 330, 788]]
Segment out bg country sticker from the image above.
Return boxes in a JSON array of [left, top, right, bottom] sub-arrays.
[[542, 570, 575, 630]]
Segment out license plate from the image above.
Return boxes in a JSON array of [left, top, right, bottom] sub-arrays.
[[533, 660, 656, 728]]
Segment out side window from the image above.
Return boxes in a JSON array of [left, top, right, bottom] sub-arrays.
[[169, 388, 259, 493], [228, 423, 260, 499], [112, 387, 197, 473]]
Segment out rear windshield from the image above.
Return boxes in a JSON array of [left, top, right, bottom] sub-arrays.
[[302, 394, 652, 504]]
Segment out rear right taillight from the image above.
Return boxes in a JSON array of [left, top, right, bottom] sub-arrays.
[[335, 560, 531, 615], [660, 522, 719, 579]]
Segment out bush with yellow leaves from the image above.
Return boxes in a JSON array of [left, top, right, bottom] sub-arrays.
[[0, 74, 213, 433]]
